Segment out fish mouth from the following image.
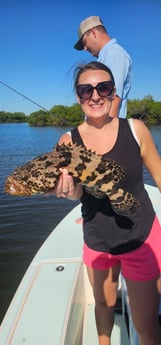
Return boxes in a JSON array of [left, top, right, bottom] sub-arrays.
[[5, 177, 33, 196]]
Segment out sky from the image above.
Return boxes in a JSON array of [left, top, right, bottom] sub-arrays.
[[0, 0, 161, 115]]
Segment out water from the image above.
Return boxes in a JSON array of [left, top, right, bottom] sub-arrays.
[[0, 123, 161, 323]]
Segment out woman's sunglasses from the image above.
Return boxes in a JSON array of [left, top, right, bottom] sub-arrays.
[[76, 81, 114, 100]]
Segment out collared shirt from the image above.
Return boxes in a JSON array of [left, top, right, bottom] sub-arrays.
[[98, 39, 132, 118]]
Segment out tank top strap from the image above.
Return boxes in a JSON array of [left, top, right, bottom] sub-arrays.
[[71, 127, 84, 145]]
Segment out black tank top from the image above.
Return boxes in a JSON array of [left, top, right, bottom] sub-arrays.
[[71, 119, 155, 254]]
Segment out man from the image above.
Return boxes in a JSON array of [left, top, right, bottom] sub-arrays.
[[74, 16, 132, 118]]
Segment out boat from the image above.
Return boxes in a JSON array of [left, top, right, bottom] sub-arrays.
[[0, 184, 161, 345]]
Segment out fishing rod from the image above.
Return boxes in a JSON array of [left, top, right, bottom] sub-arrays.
[[0, 80, 49, 112]]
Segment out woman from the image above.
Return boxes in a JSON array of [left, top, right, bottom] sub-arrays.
[[54, 61, 161, 345]]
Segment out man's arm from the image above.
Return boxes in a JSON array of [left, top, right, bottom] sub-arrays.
[[109, 95, 121, 117]]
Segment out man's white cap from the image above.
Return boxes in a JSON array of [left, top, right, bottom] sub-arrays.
[[74, 16, 104, 50]]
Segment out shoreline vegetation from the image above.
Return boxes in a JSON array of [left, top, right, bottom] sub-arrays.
[[1, 96, 161, 126]]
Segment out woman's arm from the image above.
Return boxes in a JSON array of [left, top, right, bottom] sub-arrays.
[[134, 119, 161, 191]]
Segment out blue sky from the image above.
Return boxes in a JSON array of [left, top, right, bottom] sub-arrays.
[[0, 0, 161, 115]]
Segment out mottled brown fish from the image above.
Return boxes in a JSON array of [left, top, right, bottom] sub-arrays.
[[5, 143, 139, 215]]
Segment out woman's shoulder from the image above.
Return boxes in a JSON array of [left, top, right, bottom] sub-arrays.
[[58, 132, 72, 145], [130, 118, 150, 133], [128, 118, 152, 145]]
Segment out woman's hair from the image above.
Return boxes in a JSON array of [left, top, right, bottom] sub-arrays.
[[73, 61, 115, 89]]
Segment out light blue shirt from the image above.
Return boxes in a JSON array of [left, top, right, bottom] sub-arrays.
[[98, 39, 132, 118]]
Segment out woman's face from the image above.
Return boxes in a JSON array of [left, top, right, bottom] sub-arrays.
[[76, 69, 115, 121]]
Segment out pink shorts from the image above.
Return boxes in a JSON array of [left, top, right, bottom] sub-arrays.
[[83, 216, 161, 281]]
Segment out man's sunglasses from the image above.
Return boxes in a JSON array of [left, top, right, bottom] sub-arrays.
[[76, 81, 114, 100]]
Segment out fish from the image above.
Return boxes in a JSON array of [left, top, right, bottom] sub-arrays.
[[5, 143, 140, 216]]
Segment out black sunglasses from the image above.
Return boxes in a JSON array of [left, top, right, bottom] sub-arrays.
[[76, 81, 114, 100]]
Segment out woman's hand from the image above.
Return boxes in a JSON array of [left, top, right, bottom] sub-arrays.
[[54, 168, 83, 200]]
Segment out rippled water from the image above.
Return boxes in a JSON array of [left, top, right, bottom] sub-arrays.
[[0, 123, 160, 322]]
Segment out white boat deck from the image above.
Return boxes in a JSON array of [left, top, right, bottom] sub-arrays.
[[0, 259, 130, 345]]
